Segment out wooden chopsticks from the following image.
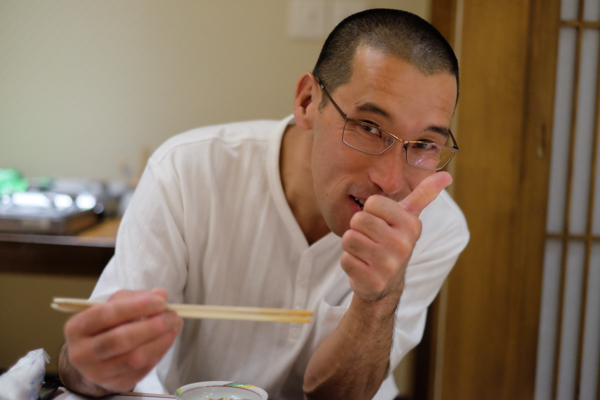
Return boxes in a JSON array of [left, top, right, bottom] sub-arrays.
[[51, 297, 312, 323]]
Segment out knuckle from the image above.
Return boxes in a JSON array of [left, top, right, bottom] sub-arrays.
[[91, 339, 111, 358], [166, 327, 179, 342], [394, 240, 413, 259], [364, 195, 379, 210], [341, 230, 357, 249], [349, 213, 362, 230], [127, 349, 148, 370], [413, 219, 423, 234], [150, 314, 170, 333], [98, 304, 118, 327], [382, 254, 398, 272], [164, 311, 183, 333], [113, 333, 132, 355], [146, 312, 174, 333], [95, 331, 126, 356], [339, 251, 351, 266], [352, 210, 367, 224], [406, 217, 422, 237], [366, 245, 380, 263], [340, 252, 355, 271], [352, 210, 373, 229]]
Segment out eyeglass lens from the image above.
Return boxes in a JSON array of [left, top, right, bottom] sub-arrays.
[[342, 120, 456, 170]]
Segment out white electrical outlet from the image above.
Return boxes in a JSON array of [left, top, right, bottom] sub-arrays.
[[287, 0, 326, 39]]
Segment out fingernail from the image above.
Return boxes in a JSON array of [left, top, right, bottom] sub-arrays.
[[149, 296, 166, 313]]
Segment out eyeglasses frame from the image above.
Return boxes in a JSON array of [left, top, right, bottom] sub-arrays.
[[315, 76, 460, 171]]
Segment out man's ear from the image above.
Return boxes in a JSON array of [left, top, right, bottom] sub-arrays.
[[293, 72, 320, 131]]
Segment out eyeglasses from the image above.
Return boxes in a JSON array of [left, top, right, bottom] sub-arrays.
[[316, 77, 459, 171]]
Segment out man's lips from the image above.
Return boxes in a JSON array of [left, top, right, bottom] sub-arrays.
[[350, 195, 366, 210]]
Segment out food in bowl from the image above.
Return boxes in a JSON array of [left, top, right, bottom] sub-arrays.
[[175, 381, 268, 400]]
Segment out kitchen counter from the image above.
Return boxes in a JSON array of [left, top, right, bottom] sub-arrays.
[[0, 218, 119, 276]]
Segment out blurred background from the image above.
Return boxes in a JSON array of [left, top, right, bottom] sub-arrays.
[[0, 0, 425, 181]]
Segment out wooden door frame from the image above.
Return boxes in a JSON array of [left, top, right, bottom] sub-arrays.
[[415, 0, 562, 398]]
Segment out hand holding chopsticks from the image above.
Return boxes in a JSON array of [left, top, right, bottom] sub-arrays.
[[51, 297, 312, 323]]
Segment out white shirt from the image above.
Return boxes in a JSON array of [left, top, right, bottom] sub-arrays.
[[91, 115, 469, 400]]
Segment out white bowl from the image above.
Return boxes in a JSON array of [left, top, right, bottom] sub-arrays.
[[175, 381, 268, 400]]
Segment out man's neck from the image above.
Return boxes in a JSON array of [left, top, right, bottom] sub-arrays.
[[279, 124, 331, 245]]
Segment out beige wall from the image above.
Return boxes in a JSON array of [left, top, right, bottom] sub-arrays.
[[0, 0, 430, 393], [0, 0, 429, 180]]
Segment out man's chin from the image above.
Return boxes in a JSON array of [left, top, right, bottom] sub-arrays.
[[320, 206, 352, 238], [327, 220, 350, 238]]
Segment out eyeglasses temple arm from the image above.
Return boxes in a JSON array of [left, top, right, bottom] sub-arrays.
[[315, 77, 348, 120], [449, 129, 459, 151]]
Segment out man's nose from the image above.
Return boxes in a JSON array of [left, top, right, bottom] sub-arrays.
[[368, 145, 406, 196]]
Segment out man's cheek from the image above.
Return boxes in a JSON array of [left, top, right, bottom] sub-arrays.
[[404, 171, 436, 197]]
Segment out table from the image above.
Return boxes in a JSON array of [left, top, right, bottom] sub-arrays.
[[0, 218, 119, 276]]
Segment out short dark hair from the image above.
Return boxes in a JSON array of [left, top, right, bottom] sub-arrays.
[[312, 8, 459, 106]]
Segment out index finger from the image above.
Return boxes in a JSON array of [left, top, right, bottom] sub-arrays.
[[67, 291, 168, 338], [400, 171, 452, 217]]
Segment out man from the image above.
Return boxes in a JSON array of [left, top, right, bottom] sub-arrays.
[[58, 9, 468, 400]]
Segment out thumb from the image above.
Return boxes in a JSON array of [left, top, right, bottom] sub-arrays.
[[400, 171, 452, 216]]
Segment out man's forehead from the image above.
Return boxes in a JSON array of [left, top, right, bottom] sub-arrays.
[[333, 58, 456, 135], [346, 45, 458, 106]]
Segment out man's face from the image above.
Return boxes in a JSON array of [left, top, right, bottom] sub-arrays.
[[311, 46, 457, 236]]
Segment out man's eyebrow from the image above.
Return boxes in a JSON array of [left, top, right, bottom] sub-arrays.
[[353, 102, 451, 137], [354, 102, 393, 122], [426, 126, 451, 137]]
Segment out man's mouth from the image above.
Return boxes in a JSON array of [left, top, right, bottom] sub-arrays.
[[351, 195, 365, 210]]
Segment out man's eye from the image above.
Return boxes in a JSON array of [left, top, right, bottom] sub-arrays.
[[358, 123, 381, 136], [415, 142, 437, 150]]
